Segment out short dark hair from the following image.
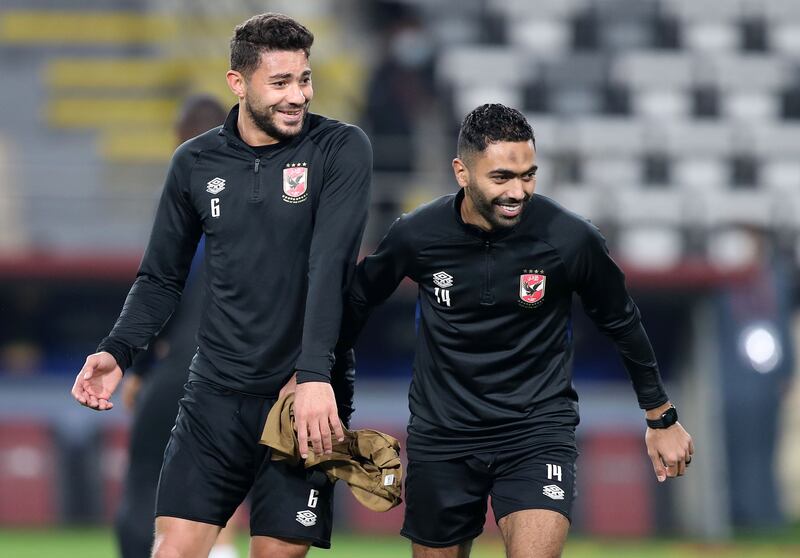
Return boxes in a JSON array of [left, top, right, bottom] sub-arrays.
[[457, 104, 535, 161], [230, 13, 314, 78]]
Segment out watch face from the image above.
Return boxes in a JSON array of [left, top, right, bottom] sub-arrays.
[[648, 406, 678, 428], [662, 407, 678, 426]]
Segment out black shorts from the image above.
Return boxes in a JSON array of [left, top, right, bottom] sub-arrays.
[[401, 447, 577, 548], [155, 378, 335, 548]]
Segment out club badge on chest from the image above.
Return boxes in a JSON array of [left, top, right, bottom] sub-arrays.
[[283, 163, 309, 204], [519, 270, 546, 309]]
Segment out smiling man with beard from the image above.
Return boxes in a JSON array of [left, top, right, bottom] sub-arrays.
[[71, 13, 371, 558], [337, 104, 693, 558]]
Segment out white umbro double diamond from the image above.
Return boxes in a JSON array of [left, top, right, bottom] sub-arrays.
[[295, 510, 317, 527], [206, 177, 226, 194], [433, 271, 454, 288], [542, 484, 565, 500]]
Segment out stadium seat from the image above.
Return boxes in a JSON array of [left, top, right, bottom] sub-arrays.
[[659, 120, 734, 157], [583, 157, 639, 188], [547, 185, 604, 223], [762, 158, 800, 191], [453, 86, 524, 122], [437, 46, 531, 88], [723, 91, 779, 121], [762, 0, 800, 23], [772, 23, 800, 58], [703, 190, 774, 229], [617, 226, 684, 270], [487, 0, 589, 20], [634, 89, 692, 119], [612, 51, 694, 90], [661, 0, 743, 23], [570, 117, 646, 156], [507, 18, 570, 60], [684, 21, 739, 53]]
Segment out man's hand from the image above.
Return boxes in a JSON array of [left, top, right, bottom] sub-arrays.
[[645, 423, 694, 482], [71, 352, 123, 411], [292, 380, 344, 458]]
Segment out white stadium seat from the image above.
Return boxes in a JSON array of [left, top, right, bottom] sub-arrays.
[[633, 90, 691, 119], [508, 18, 570, 60], [452, 86, 524, 121], [487, 0, 589, 20], [612, 52, 694, 90], [772, 23, 800, 58], [661, 0, 743, 22], [674, 157, 728, 190], [617, 226, 684, 270], [709, 55, 789, 92], [437, 46, 532, 87], [683, 22, 739, 53], [723, 92, 779, 121], [583, 156, 640, 188]]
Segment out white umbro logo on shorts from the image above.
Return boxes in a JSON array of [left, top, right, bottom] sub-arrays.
[[206, 177, 226, 194], [543, 484, 565, 500], [295, 509, 317, 527], [433, 271, 453, 288]]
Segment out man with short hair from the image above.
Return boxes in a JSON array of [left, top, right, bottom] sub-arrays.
[[71, 13, 371, 558], [338, 103, 693, 557]]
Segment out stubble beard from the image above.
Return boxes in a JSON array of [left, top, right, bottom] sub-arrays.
[[465, 179, 530, 230], [244, 92, 308, 142]]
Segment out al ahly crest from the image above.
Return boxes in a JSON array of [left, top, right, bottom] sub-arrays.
[[282, 163, 309, 203], [519, 272, 546, 307]]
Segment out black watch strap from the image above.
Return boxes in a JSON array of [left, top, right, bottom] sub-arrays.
[[646, 406, 678, 429]]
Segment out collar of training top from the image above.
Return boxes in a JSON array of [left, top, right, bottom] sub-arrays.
[[452, 188, 536, 241]]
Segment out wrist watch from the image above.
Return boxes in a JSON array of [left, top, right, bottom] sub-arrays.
[[646, 405, 678, 429]]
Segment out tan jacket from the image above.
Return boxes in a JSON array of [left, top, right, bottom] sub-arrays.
[[260, 393, 403, 512]]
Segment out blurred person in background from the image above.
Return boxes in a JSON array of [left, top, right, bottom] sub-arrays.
[[713, 226, 796, 528], [362, 2, 435, 174], [71, 12, 370, 558], [337, 104, 693, 558], [114, 95, 243, 558]]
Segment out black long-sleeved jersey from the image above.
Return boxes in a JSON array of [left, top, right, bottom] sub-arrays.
[[98, 106, 371, 397], [340, 190, 668, 460]]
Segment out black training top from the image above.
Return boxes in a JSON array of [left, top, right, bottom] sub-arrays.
[[98, 105, 372, 397], [340, 190, 668, 461]]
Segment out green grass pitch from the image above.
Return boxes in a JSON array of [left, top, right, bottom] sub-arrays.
[[1, 528, 799, 558]]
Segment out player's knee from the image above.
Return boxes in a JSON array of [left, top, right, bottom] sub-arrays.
[[250, 537, 309, 558], [151, 537, 193, 558], [151, 544, 183, 558]]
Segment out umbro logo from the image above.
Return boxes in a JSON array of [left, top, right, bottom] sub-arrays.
[[295, 509, 317, 527], [433, 271, 453, 289], [543, 484, 565, 500], [206, 177, 226, 194]]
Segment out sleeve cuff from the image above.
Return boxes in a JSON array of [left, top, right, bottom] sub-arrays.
[[294, 353, 334, 381], [638, 393, 669, 410], [96, 339, 132, 372], [296, 370, 331, 384]]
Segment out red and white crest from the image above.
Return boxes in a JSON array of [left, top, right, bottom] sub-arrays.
[[519, 273, 546, 304], [283, 166, 308, 198]]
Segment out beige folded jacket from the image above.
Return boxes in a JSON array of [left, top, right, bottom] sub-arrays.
[[260, 392, 403, 512]]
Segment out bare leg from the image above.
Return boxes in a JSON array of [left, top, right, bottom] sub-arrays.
[[498, 509, 569, 558], [151, 516, 221, 558], [412, 540, 473, 558], [249, 536, 310, 558], [209, 522, 239, 558]]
